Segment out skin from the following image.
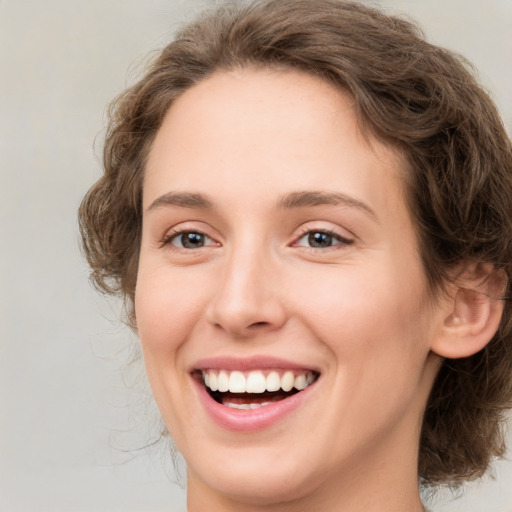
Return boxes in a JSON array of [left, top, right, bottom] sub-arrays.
[[135, 68, 451, 511]]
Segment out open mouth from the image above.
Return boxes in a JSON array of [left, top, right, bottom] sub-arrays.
[[197, 369, 320, 410]]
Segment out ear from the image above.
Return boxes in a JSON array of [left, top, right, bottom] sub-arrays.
[[128, 310, 138, 333], [431, 263, 507, 359]]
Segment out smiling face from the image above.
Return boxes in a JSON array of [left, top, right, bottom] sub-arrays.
[[135, 69, 444, 511]]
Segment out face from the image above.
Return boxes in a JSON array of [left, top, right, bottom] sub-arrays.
[[136, 69, 443, 508]]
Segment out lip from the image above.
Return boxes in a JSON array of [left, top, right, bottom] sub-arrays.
[[193, 355, 320, 373], [191, 356, 319, 432]]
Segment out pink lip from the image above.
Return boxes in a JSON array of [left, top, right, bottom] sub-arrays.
[[193, 355, 319, 372], [191, 357, 319, 433]]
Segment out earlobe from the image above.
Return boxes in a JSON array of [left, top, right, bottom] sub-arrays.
[[129, 311, 138, 332], [431, 264, 507, 359]]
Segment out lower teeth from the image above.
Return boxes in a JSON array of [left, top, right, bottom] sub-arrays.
[[207, 387, 300, 408], [225, 402, 271, 410]]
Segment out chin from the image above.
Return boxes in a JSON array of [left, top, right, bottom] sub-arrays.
[[190, 457, 323, 507]]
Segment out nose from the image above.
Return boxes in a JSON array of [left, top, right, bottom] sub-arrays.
[[205, 246, 288, 338]]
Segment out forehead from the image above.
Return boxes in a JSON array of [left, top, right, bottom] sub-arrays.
[[144, 68, 408, 220]]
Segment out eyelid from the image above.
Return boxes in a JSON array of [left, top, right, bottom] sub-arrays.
[[291, 224, 355, 248], [157, 222, 354, 251], [159, 224, 220, 249], [171, 231, 215, 248]]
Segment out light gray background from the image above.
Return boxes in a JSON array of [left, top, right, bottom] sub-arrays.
[[1, 1, 511, 511]]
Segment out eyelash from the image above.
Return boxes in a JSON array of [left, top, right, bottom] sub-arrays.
[[160, 228, 215, 249], [292, 228, 354, 251], [160, 227, 354, 252]]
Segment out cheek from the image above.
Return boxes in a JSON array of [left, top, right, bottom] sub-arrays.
[[291, 260, 432, 440], [290, 255, 430, 367], [133, 263, 213, 430], [134, 263, 211, 356]]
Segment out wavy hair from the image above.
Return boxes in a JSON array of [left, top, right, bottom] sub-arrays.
[[79, 0, 512, 486]]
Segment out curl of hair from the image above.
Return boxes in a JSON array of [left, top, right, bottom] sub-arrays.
[[78, 0, 512, 485]]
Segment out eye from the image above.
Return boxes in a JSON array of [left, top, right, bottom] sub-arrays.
[[167, 231, 215, 249], [295, 230, 353, 249]]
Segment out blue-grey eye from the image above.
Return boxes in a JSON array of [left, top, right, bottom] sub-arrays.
[[296, 230, 350, 248], [172, 231, 210, 249], [308, 232, 335, 248]]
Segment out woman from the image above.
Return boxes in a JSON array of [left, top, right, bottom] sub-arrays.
[[79, 0, 512, 510]]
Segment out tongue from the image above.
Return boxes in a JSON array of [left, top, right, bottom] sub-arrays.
[[219, 390, 293, 406]]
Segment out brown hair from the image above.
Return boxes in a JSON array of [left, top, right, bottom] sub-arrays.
[[79, 0, 512, 486]]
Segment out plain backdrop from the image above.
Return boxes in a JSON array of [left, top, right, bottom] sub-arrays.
[[1, 1, 511, 511]]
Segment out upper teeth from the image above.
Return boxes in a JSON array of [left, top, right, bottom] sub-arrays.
[[202, 369, 315, 394]]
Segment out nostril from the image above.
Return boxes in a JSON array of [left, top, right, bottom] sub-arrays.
[[250, 322, 269, 328]]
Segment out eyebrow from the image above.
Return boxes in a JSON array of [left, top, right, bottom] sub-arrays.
[[147, 192, 214, 212], [146, 189, 376, 218], [277, 190, 376, 218]]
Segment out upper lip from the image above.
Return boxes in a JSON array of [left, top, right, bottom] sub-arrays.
[[192, 355, 320, 373]]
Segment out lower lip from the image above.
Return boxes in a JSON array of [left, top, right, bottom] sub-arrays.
[[193, 377, 317, 432]]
